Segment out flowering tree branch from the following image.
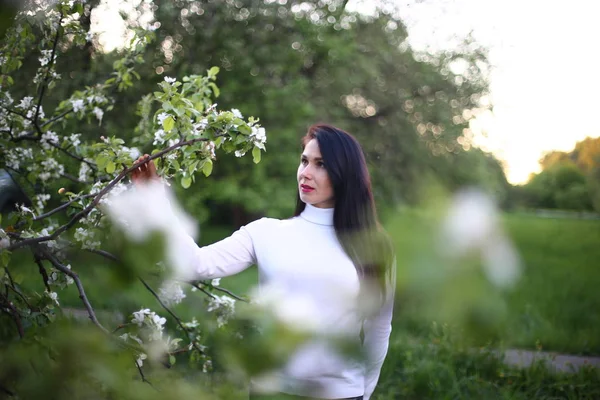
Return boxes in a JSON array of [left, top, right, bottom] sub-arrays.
[[138, 277, 205, 356], [7, 135, 222, 252], [32, 253, 52, 293], [186, 280, 247, 303], [0, 290, 24, 338], [3, 267, 36, 312], [33, 11, 63, 123], [39, 247, 109, 334]]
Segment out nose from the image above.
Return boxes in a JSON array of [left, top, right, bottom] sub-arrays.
[[299, 164, 313, 181]]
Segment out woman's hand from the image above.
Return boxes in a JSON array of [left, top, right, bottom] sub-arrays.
[[130, 154, 159, 186]]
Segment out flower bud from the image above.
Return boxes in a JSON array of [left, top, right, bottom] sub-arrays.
[[58, 188, 66, 194]]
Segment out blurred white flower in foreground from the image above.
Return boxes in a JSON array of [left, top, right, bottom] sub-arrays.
[[102, 180, 198, 279], [158, 281, 187, 306], [250, 285, 322, 332], [440, 188, 521, 288]]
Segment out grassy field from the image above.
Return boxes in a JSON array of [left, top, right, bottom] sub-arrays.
[[214, 211, 600, 356]]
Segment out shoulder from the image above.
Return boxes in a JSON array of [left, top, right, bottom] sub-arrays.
[[241, 216, 291, 235]]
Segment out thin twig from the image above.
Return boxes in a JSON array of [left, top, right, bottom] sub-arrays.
[[7, 135, 222, 252], [33, 193, 96, 222], [4, 267, 36, 311], [41, 248, 109, 334], [0, 291, 25, 338], [186, 281, 216, 299], [0, 104, 29, 119], [0, 382, 15, 397], [134, 359, 157, 389], [33, 253, 52, 292], [138, 277, 205, 356], [85, 248, 119, 262], [187, 280, 248, 302], [34, 11, 63, 123], [49, 140, 97, 169], [41, 108, 72, 128]]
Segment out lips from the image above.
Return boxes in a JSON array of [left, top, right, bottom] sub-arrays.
[[300, 184, 314, 193]]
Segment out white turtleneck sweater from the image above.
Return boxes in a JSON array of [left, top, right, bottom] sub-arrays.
[[174, 204, 394, 400]]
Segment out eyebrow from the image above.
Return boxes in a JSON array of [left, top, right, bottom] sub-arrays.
[[301, 154, 323, 161]]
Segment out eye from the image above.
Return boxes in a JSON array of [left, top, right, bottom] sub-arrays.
[[317, 161, 325, 168], [301, 157, 308, 165]]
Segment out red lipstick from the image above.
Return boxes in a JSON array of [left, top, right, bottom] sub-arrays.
[[300, 184, 314, 193]]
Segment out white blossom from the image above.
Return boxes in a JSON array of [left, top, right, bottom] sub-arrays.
[[78, 162, 91, 182], [164, 76, 176, 84], [153, 129, 166, 145], [250, 126, 267, 150], [132, 308, 151, 326], [205, 141, 216, 159], [182, 318, 199, 329], [69, 133, 81, 147], [202, 360, 212, 373], [93, 107, 103, 123], [2, 92, 13, 105], [231, 108, 243, 119], [46, 290, 60, 306], [17, 96, 34, 110], [0, 229, 10, 250], [71, 99, 85, 112], [194, 118, 208, 131], [157, 112, 169, 125], [207, 295, 236, 327], [40, 130, 59, 150], [39, 49, 54, 66], [158, 281, 187, 306], [39, 158, 64, 182], [234, 150, 246, 158], [73, 227, 100, 250], [120, 146, 140, 161], [211, 278, 220, 286], [26, 105, 44, 120], [34, 193, 51, 213], [135, 353, 147, 367], [5, 148, 33, 170], [85, 31, 93, 42], [440, 188, 521, 288]]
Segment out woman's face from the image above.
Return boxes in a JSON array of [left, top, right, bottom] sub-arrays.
[[297, 138, 335, 209]]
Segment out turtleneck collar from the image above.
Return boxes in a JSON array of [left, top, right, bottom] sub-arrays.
[[299, 203, 334, 226]]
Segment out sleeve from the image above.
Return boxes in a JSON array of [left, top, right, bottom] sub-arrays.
[[168, 222, 259, 281], [362, 259, 396, 400]]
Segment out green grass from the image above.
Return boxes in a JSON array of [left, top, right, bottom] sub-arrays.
[[217, 211, 600, 355], [503, 214, 600, 354]]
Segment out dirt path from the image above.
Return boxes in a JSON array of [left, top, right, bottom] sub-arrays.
[[501, 349, 600, 372]]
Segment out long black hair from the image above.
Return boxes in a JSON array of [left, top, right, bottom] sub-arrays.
[[294, 124, 394, 299]]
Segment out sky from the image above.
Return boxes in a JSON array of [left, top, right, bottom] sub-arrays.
[[93, 0, 600, 185], [348, 0, 600, 184]]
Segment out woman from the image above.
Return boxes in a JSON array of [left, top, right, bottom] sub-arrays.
[[132, 124, 395, 400]]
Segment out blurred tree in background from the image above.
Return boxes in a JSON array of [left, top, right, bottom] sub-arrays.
[[5, 0, 507, 225], [515, 137, 600, 212]]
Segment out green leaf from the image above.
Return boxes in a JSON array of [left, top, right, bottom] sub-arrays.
[[106, 161, 116, 174], [252, 146, 261, 164], [181, 176, 192, 189], [169, 355, 176, 366], [208, 66, 220, 78], [202, 159, 213, 177], [95, 155, 108, 170], [208, 82, 220, 97], [1, 250, 11, 268], [163, 116, 175, 132]]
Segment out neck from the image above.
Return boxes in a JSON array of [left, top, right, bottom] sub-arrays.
[[300, 203, 334, 226]]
